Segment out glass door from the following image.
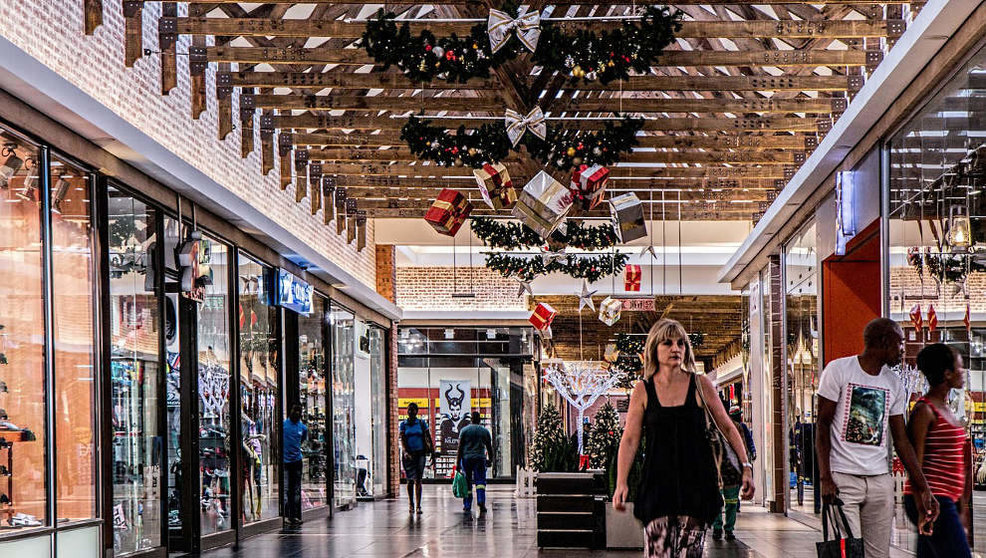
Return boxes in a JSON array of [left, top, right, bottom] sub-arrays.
[[296, 296, 327, 510], [330, 304, 356, 508]]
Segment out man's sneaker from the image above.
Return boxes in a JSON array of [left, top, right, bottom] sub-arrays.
[[712, 529, 723, 540], [725, 532, 736, 541], [478, 504, 487, 516]]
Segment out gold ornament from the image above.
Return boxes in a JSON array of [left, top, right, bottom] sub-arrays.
[[572, 157, 583, 166], [454, 158, 464, 167], [607, 60, 615, 67], [572, 66, 584, 78], [468, 148, 477, 156], [566, 147, 576, 157]]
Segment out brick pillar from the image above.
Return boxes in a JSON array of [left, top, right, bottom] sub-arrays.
[[387, 322, 401, 498], [376, 245, 396, 303]]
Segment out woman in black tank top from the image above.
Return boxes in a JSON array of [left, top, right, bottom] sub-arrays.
[[612, 319, 756, 557]]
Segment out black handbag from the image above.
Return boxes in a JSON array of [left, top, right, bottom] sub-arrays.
[[694, 376, 742, 488], [817, 501, 865, 558]]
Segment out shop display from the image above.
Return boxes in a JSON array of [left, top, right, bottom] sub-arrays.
[[513, 171, 573, 239], [609, 193, 647, 243], [424, 188, 473, 236], [473, 163, 516, 210], [331, 304, 357, 508]]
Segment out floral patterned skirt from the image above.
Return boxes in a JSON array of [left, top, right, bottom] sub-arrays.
[[644, 515, 707, 558]]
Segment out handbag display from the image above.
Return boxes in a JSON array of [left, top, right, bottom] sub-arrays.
[[817, 501, 865, 558], [694, 375, 742, 489]]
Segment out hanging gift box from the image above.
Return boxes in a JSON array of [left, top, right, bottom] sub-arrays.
[[599, 296, 622, 326], [473, 163, 517, 210], [624, 264, 642, 292], [424, 188, 473, 236], [609, 193, 647, 243], [570, 164, 610, 210], [529, 302, 557, 331], [513, 171, 574, 239]]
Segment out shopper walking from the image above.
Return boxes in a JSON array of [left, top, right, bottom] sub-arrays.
[[711, 406, 754, 541], [903, 343, 972, 557], [456, 411, 493, 516], [613, 319, 755, 558], [400, 402, 434, 514], [282, 404, 308, 526], [816, 317, 939, 558]]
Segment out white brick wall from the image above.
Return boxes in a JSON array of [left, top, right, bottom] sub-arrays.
[[0, 1, 376, 288], [396, 266, 528, 311]]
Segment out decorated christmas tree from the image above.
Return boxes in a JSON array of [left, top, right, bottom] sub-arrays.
[[529, 403, 577, 472], [585, 402, 622, 469]]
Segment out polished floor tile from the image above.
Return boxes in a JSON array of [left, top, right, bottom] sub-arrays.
[[199, 486, 906, 557]]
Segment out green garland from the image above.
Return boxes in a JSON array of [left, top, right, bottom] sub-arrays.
[[361, 6, 680, 85], [401, 114, 642, 169], [472, 217, 617, 250], [907, 248, 983, 285], [486, 251, 628, 283]]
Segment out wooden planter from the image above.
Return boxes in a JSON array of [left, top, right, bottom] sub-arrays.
[[535, 471, 607, 549]]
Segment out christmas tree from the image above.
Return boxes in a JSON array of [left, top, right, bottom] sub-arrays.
[[529, 403, 577, 472], [585, 402, 622, 469]]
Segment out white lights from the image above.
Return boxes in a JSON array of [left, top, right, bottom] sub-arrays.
[[948, 205, 972, 252]]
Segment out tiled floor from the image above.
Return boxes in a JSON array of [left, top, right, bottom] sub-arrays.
[[200, 486, 910, 557]]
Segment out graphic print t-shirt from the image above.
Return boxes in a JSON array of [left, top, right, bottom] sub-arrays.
[[817, 356, 907, 476]]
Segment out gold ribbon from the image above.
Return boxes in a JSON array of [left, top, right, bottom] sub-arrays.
[[488, 7, 541, 54]]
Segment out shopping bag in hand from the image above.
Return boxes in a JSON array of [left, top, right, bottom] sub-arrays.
[[452, 469, 468, 499], [817, 500, 865, 557]]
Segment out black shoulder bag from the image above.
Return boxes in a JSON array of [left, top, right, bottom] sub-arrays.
[[817, 500, 865, 558]]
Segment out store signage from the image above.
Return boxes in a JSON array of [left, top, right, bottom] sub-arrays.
[[438, 380, 471, 455], [278, 270, 313, 315], [617, 298, 656, 312], [835, 170, 857, 256]]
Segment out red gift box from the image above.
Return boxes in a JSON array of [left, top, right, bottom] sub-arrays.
[[570, 164, 610, 210], [528, 302, 557, 331], [424, 188, 473, 236], [624, 264, 641, 292]]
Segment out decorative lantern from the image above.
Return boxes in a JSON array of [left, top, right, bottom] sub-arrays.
[[948, 205, 972, 252]]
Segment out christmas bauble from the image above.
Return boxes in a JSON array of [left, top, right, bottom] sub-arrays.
[[432, 46, 445, 58], [566, 147, 576, 157]]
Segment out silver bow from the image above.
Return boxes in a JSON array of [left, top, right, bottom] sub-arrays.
[[505, 107, 547, 147], [488, 7, 541, 54]]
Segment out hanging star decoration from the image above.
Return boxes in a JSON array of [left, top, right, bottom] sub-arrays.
[[578, 280, 597, 312], [514, 276, 534, 297], [639, 245, 658, 259]]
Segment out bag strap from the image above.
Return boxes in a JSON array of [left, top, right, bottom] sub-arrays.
[[822, 500, 855, 541], [693, 373, 726, 489]]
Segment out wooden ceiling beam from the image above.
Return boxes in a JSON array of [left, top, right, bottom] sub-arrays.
[[317, 164, 792, 178], [208, 46, 870, 68], [273, 113, 823, 132], [307, 147, 801, 164], [250, 93, 840, 114], [230, 71, 851, 91], [175, 18, 901, 40]]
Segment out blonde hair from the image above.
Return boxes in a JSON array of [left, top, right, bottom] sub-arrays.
[[642, 318, 697, 379]]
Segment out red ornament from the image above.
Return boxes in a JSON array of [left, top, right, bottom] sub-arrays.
[[451, 146, 459, 154], [609, 52, 615, 58], [425, 44, 433, 51]]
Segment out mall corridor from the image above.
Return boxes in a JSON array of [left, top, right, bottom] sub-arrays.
[[198, 487, 905, 558]]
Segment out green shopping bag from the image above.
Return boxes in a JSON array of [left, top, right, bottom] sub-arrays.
[[452, 470, 468, 499]]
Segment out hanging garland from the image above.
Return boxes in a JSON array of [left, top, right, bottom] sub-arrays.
[[401, 114, 642, 169], [486, 251, 629, 283], [361, 6, 680, 85], [472, 217, 618, 250], [906, 247, 984, 285], [688, 332, 705, 349]]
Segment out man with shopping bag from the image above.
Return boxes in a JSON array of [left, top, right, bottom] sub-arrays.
[[456, 411, 493, 516]]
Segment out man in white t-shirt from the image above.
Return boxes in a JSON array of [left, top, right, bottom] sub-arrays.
[[816, 318, 938, 558]]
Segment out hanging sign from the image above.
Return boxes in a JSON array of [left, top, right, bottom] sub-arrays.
[[278, 270, 313, 315], [438, 380, 471, 455], [835, 170, 857, 256], [617, 298, 656, 312]]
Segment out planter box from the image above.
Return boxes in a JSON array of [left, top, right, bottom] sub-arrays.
[[606, 503, 643, 549], [535, 472, 606, 549]]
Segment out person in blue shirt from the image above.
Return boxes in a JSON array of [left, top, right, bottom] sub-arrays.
[[456, 411, 493, 516], [400, 402, 433, 514], [283, 404, 308, 526]]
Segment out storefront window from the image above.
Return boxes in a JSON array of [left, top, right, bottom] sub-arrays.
[[297, 295, 326, 509], [330, 304, 356, 507], [107, 186, 163, 553], [197, 236, 232, 536], [885, 44, 986, 553], [163, 219, 182, 541], [397, 327, 534, 480], [784, 222, 819, 517], [0, 130, 46, 531], [237, 255, 279, 523], [368, 326, 387, 497]]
